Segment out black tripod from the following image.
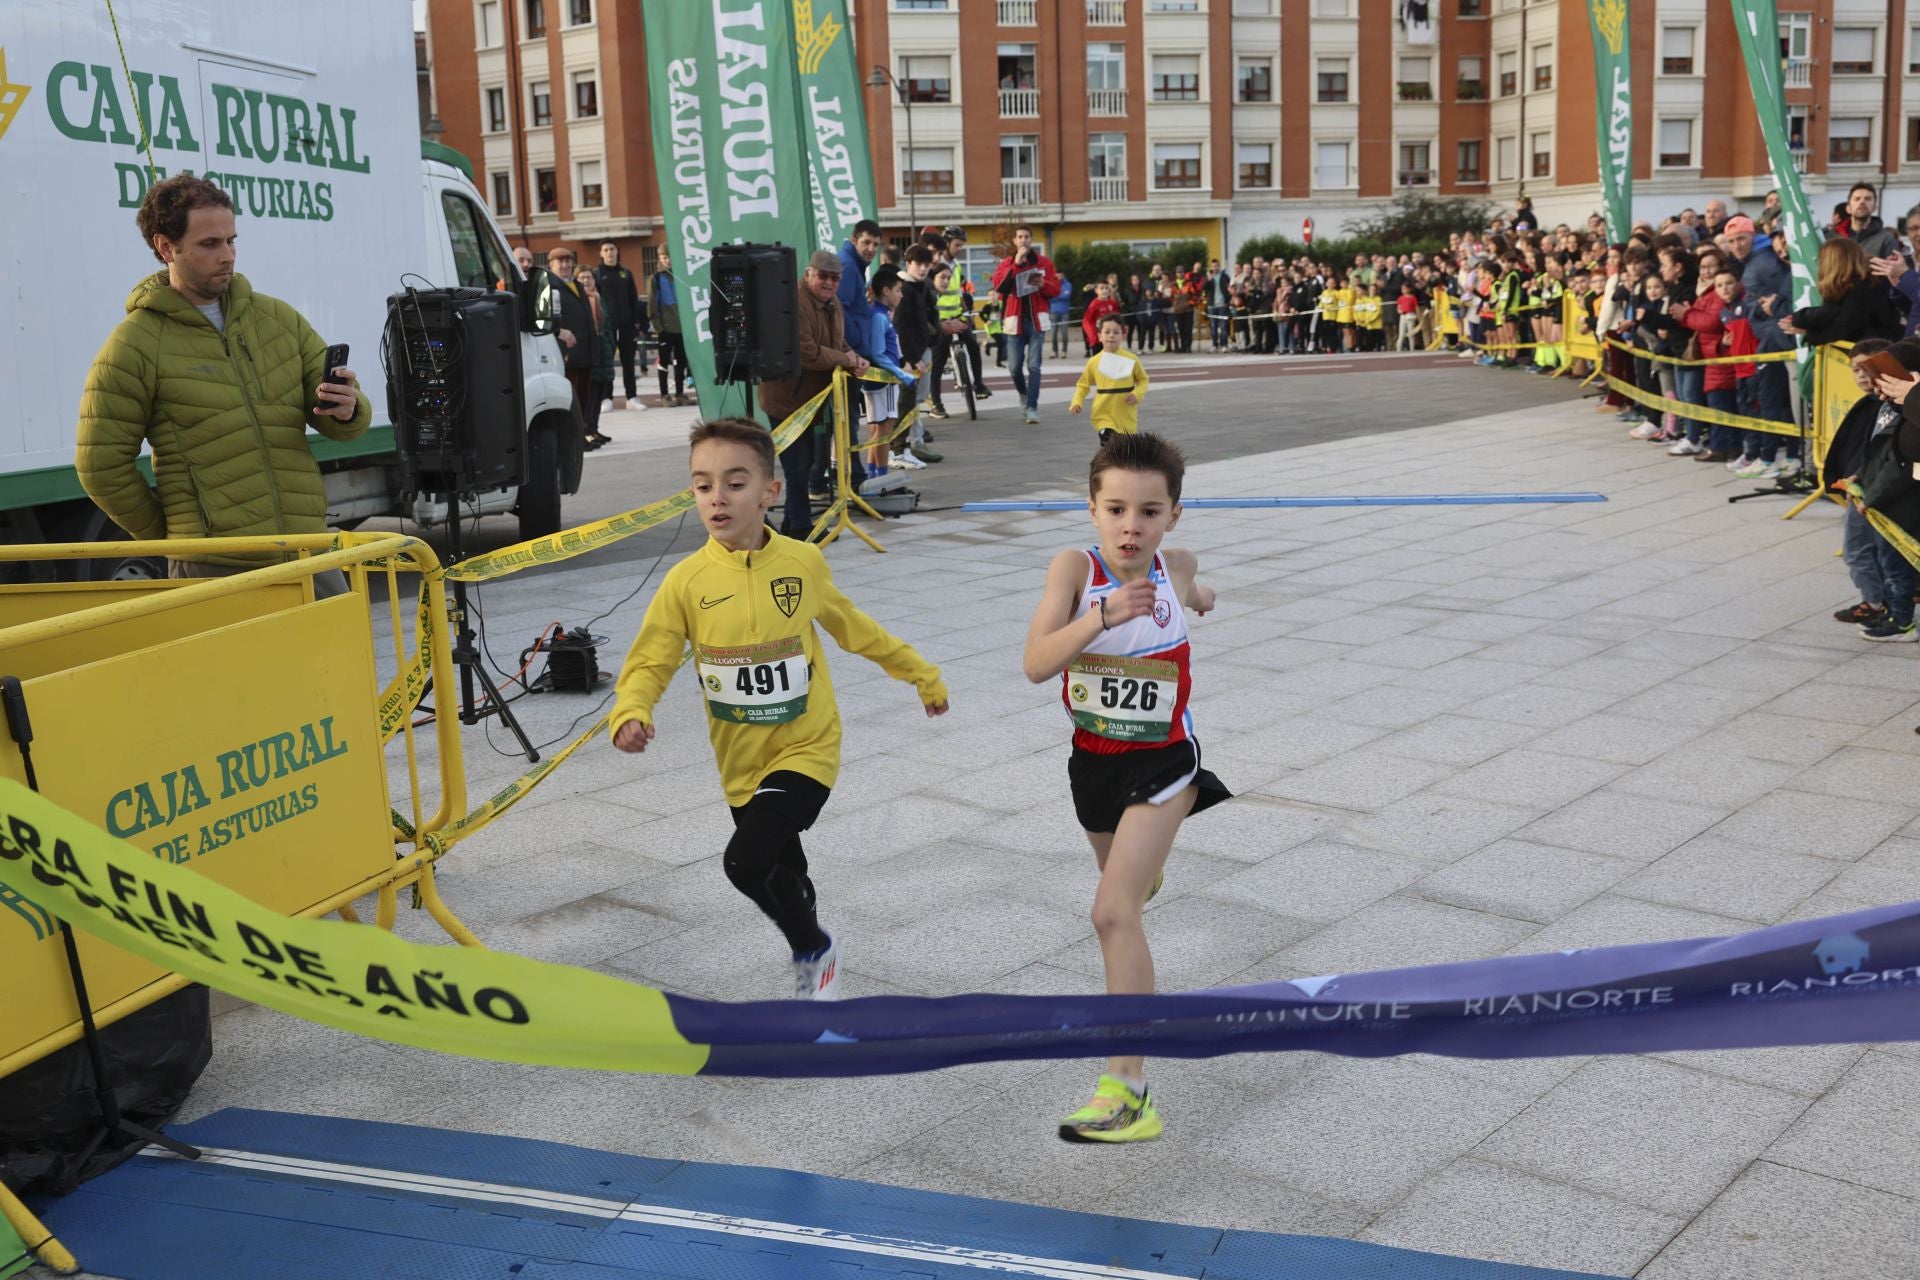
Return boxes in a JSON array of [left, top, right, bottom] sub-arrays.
[[0, 677, 202, 1172], [434, 497, 539, 763]]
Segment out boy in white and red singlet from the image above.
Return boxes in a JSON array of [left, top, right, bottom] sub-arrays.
[[1022, 432, 1231, 1144]]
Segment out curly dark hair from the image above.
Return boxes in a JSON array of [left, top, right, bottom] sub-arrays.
[[137, 174, 234, 263]]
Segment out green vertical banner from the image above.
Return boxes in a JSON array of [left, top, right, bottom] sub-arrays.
[[1728, 0, 1821, 315], [642, 0, 816, 421], [1587, 0, 1633, 241], [791, 0, 880, 253]]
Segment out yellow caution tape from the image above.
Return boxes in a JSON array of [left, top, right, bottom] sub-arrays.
[[1603, 337, 1799, 368], [1601, 375, 1802, 439], [376, 585, 435, 743]]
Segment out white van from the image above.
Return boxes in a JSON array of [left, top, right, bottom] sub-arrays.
[[0, 1, 581, 579]]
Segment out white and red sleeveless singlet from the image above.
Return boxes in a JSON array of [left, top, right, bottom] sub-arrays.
[[1060, 548, 1195, 755]]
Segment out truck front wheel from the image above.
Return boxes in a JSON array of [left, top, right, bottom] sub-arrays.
[[517, 424, 563, 540], [58, 505, 167, 582]]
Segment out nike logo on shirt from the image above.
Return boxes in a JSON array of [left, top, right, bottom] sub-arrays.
[[699, 595, 734, 609]]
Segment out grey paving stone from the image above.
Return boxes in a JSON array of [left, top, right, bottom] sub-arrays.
[[1452, 683, 1624, 729], [1790, 747, 1920, 805], [1708, 789, 1916, 863], [1470, 630, 1615, 670], [1430, 748, 1628, 810], [1288, 611, 1437, 646], [924, 749, 1077, 814], [1045, 894, 1319, 993], [433, 840, 659, 926], [1246, 893, 1539, 977], [1476, 1057, 1809, 1215], [806, 794, 1010, 865], [1419, 611, 1554, 644], [1202, 837, 1427, 922], [1346, 633, 1489, 671], [1258, 657, 1404, 701], [845, 841, 1057, 924], [477, 892, 689, 968], [1826, 835, 1920, 904], [972, 800, 1104, 861], [1259, 749, 1458, 811], [1638, 1161, 1920, 1280], [1413, 839, 1638, 924], [1606, 679, 1782, 727], [1360, 1158, 1687, 1277], [1163, 795, 1339, 863], [1651, 1043, 1871, 1099], [1684, 710, 1869, 767], [1372, 715, 1544, 767], [1401, 656, 1549, 698], [1527, 712, 1709, 766], [1517, 894, 1755, 956], [1337, 793, 1543, 863], [1617, 834, 1841, 924], [1515, 790, 1730, 864], [1765, 1051, 1920, 1198], [1237, 712, 1391, 768], [1609, 751, 1802, 810], [1097, 1156, 1377, 1239], [1196, 1056, 1537, 1212], [850, 892, 1093, 995], [1322, 681, 1482, 729]]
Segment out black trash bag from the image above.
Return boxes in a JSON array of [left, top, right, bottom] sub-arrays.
[[0, 985, 212, 1196]]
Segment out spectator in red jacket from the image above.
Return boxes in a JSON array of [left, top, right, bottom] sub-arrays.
[[1680, 267, 1738, 462], [990, 223, 1061, 424], [1081, 282, 1121, 356]]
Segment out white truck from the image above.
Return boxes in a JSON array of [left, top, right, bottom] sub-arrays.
[[0, 1, 582, 580]]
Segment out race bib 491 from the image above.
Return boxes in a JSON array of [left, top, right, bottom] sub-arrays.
[[698, 637, 810, 725]]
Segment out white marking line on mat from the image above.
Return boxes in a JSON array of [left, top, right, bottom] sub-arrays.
[[142, 1145, 1190, 1280]]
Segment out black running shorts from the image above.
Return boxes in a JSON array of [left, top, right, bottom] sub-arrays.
[[1067, 738, 1231, 834]]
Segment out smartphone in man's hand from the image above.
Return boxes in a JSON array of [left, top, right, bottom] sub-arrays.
[[323, 343, 350, 382]]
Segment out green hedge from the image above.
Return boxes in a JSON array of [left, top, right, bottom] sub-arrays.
[[1235, 233, 1453, 265]]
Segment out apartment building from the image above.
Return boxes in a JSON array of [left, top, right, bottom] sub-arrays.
[[422, 0, 1920, 269], [426, 0, 662, 266]]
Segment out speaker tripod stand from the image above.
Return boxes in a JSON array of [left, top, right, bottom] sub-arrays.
[[429, 498, 540, 762]]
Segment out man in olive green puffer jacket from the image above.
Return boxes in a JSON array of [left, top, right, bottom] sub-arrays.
[[77, 174, 371, 579]]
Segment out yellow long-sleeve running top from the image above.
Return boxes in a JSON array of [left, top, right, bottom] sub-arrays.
[[1068, 347, 1150, 436], [610, 531, 948, 806]]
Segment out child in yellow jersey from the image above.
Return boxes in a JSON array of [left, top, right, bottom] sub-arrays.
[[1069, 314, 1150, 443], [611, 419, 950, 1000], [1354, 287, 1383, 351]]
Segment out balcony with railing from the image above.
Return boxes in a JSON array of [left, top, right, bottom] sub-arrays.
[[1002, 177, 1042, 206], [1786, 145, 1809, 173], [1398, 169, 1437, 187], [1088, 87, 1127, 115], [1457, 77, 1485, 100], [1090, 174, 1129, 202], [1784, 57, 1813, 88], [997, 0, 1037, 23], [999, 87, 1040, 116], [1397, 80, 1433, 101], [1087, 0, 1127, 24]]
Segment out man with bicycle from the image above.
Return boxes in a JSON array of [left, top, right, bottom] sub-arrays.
[[936, 228, 991, 407]]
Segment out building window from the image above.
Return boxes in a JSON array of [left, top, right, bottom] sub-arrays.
[[490, 171, 513, 217], [1314, 140, 1350, 188], [1001, 134, 1039, 179], [1314, 0, 1348, 15], [1830, 27, 1875, 75], [1658, 118, 1693, 168], [485, 86, 506, 132], [1907, 117, 1920, 163], [1787, 107, 1808, 152], [572, 72, 597, 118], [478, 1, 501, 47], [1237, 58, 1272, 102], [1147, 0, 1200, 9], [1660, 26, 1695, 75], [1530, 130, 1551, 178], [528, 80, 551, 126], [1153, 142, 1202, 189], [1531, 43, 1552, 90], [524, 0, 545, 38], [1398, 55, 1431, 100], [567, 0, 590, 23], [1231, 0, 1272, 12], [1458, 0, 1482, 14], [1316, 58, 1349, 102], [1151, 54, 1200, 101], [1910, 25, 1920, 73], [577, 160, 602, 209], [1237, 142, 1273, 188], [1457, 55, 1484, 99], [1830, 117, 1872, 165], [903, 55, 952, 102], [1398, 140, 1432, 185], [1495, 135, 1515, 182], [998, 43, 1037, 90], [1779, 12, 1811, 60], [901, 146, 956, 193], [893, 0, 950, 8], [1457, 138, 1483, 182], [535, 166, 557, 212], [1088, 43, 1124, 92], [1498, 51, 1517, 97], [1090, 133, 1126, 176]]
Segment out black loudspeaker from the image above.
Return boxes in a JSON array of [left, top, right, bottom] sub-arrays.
[[710, 243, 799, 383], [384, 288, 526, 493]]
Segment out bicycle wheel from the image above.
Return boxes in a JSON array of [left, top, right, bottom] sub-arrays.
[[958, 350, 978, 420]]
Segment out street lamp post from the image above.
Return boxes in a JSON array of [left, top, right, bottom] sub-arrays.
[[868, 65, 915, 229]]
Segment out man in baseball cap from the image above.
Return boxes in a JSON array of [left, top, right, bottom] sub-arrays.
[[758, 249, 869, 537]]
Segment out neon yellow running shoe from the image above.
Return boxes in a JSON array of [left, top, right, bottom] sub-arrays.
[[1057, 1074, 1163, 1144]]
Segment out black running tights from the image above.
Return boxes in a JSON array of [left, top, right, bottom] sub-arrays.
[[724, 771, 831, 956]]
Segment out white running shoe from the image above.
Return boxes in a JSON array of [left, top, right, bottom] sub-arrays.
[[1024, 408, 1040, 425], [892, 451, 927, 470], [1667, 439, 1702, 456], [1725, 454, 1754, 471], [1734, 458, 1771, 478], [792, 935, 842, 1000], [1775, 456, 1803, 476], [1628, 422, 1662, 440]]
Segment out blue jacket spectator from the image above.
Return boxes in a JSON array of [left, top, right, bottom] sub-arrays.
[[1050, 274, 1074, 323], [837, 229, 880, 361], [1742, 237, 1795, 353]]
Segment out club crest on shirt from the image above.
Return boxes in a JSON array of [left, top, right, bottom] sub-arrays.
[[771, 576, 803, 617], [1152, 599, 1172, 628]]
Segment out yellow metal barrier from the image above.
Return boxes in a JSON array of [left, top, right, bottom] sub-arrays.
[[0, 532, 475, 1273]]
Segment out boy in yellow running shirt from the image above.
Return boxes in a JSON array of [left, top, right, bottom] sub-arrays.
[[612, 419, 950, 1000], [1068, 314, 1150, 443]]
